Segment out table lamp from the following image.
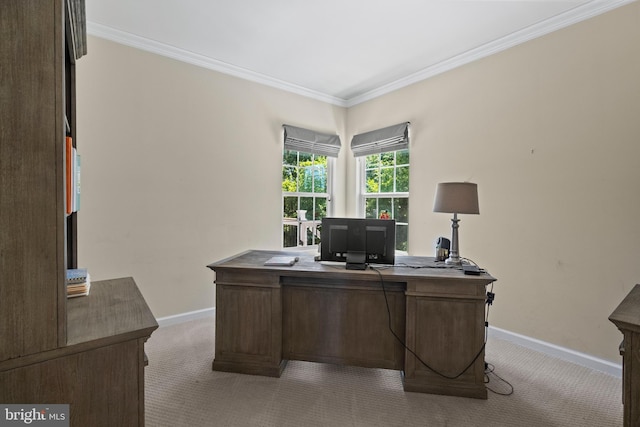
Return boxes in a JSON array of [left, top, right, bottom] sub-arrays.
[[433, 182, 479, 265]]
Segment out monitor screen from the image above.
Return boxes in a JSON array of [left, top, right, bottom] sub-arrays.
[[320, 217, 395, 269]]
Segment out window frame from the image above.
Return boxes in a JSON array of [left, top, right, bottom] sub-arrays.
[[356, 149, 409, 253], [282, 150, 335, 248]]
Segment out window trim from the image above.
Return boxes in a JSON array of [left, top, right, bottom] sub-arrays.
[[356, 151, 409, 253], [282, 151, 335, 248]]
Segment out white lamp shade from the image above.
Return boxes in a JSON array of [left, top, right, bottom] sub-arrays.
[[433, 182, 479, 214]]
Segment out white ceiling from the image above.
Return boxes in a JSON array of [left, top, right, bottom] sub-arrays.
[[85, 0, 633, 107]]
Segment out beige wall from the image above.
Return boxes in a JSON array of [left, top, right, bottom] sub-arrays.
[[76, 37, 347, 319], [78, 2, 639, 362], [347, 2, 640, 362]]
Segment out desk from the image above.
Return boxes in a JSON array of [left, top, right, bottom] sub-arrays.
[[207, 250, 496, 399]]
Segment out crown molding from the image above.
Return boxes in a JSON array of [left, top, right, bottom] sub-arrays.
[[346, 0, 636, 107], [87, 0, 634, 109], [86, 22, 350, 107]]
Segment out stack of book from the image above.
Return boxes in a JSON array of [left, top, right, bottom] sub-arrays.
[[66, 268, 90, 298]]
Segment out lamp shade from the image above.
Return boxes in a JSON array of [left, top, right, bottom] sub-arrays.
[[433, 182, 479, 214]]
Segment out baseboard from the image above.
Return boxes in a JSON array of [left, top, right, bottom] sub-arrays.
[[155, 309, 622, 378], [156, 307, 215, 328], [488, 326, 622, 378]]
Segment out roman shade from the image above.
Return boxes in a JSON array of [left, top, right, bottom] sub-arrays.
[[350, 122, 410, 157], [283, 125, 341, 157]]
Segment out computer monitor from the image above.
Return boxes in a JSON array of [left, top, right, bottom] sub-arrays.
[[320, 217, 396, 270]]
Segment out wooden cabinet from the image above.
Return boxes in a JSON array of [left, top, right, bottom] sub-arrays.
[[1, 0, 87, 362], [609, 284, 640, 427], [0, 2, 157, 425], [0, 0, 71, 361], [1, 278, 157, 427]]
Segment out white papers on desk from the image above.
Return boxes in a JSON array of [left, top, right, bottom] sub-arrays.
[[264, 256, 298, 266]]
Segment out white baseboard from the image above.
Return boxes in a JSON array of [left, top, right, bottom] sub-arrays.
[[156, 307, 215, 328], [155, 309, 622, 378], [488, 326, 622, 378]]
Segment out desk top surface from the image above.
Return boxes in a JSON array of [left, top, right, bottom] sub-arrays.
[[208, 249, 496, 283]]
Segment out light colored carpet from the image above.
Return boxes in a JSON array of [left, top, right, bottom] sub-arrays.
[[145, 316, 622, 426]]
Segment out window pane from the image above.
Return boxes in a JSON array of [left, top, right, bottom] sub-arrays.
[[314, 197, 326, 220], [380, 168, 394, 192], [298, 152, 312, 164], [394, 197, 409, 223], [366, 169, 380, 193], [283, 225, 298, 247], [396, 166, 409, 192], [283, 150, 298, 166], [299, 165, 314, 192], [365, 198, 377, 218], [365, 154, 380, 169], [378, 198, 392, 215], [381, 152, 394, 166], [282, 166, 297, 192], [396, 149, 409, 166], [396, 224, 408, 251], [283, 197, 298, 218], [313, 164, 327, 193], [300, 197, 313, 216]]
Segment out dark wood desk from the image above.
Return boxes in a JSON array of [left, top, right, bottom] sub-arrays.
[[207, 250, 496, 399]]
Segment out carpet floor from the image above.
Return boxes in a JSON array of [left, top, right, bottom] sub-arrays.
[[145, 316, 622, 426]]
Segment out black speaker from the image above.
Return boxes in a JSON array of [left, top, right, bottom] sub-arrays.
[[435, 237, 450, 261]]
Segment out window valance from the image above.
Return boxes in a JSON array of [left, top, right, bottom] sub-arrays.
[[283, 125, 341, 157], [350, 122, 410, 157]]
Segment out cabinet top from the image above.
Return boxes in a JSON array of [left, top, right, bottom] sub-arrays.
[[67, 277, 158, 346], [609, 284, 640, 333]]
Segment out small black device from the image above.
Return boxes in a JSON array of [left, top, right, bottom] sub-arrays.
[[462, 264, 482, 275]]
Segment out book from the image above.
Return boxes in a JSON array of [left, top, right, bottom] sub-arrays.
[[65, 136, 73, 214], [67, 281, 90, 298], [66, 268, 88, 284], [67, 271, 90, 298], [75, 153, 81, 212]]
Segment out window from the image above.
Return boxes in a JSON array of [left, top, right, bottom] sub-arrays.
[[282, 151, 331, 247], [352, 122, 410, 252], [281, 124, 340, 248], [360, 149, 409, 251]]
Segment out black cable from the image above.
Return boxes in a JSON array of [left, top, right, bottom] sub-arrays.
[[370, 265, 488, 381], [484, 362, 514, 396], [371, 263, 515, 395]]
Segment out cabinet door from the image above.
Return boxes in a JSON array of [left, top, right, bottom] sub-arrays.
[[404, 280, 488, 399], [213, 270, 284, 377], [0, 0, 66, 361]]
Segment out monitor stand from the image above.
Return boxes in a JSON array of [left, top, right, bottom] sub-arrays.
[[346, 252, 366, 270]]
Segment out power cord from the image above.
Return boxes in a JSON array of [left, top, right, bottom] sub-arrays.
[[370, 265, 490, 380], [484, 362, 514, 396], [372, 264, 515, 395]]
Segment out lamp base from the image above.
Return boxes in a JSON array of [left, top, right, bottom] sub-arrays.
[[445, 256, 463, 266]]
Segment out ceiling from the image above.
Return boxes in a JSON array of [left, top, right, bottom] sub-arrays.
[[85, 0, 632, 107]]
